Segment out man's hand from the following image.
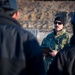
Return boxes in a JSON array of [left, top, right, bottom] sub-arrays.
[[43, 53, 47, 57], [49, 50, 58, 57]]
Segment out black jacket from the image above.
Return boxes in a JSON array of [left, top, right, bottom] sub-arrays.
[[47, 35, 75, 75], [0, 12, 45, 75]]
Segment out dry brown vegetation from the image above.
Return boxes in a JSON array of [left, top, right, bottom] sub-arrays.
[[17, 0, 75, 32]]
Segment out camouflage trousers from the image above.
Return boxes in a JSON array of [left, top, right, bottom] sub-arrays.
[[43, 56, 54, 72]]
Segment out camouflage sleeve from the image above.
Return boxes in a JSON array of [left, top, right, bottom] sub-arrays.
[[41, 33, 52, 47], [67, 33, 71, 44], [64, 32, 71, 47]]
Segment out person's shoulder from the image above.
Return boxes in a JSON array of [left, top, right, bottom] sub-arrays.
[[65, 31, 70, 36], [62, 31, 70, 39], [23, 29, 36, 40], [47, 31, 54, 38]]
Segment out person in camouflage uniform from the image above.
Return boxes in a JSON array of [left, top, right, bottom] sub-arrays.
[[47, 13, 75, 75], [41, 16, 70, 72]]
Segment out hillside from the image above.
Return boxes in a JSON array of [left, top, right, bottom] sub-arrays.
[[16, 1, 75, 43], [17, 1, 75, 32]]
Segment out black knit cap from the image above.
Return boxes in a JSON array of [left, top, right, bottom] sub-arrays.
[[54, 16, 65, 25], [0, 0, 18, 11]]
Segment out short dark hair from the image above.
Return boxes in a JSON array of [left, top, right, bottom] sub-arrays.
[[0, 8, 16, 16]]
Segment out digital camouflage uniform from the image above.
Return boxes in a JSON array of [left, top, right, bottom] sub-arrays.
[[41, 29, 70, 72]]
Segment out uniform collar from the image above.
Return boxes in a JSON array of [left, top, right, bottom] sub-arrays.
[[0, 12, 21, 26], [54, 28, 66, 37]]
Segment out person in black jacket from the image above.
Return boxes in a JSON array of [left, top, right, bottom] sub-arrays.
[[0, 0, 45, 75], [47, 13, 75, 75]]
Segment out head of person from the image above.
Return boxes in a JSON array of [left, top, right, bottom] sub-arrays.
[[71, 12, 75, 35], [54, 15, 65, 31], [0, 0, 19, 19], [70, 13, 75, 45]]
